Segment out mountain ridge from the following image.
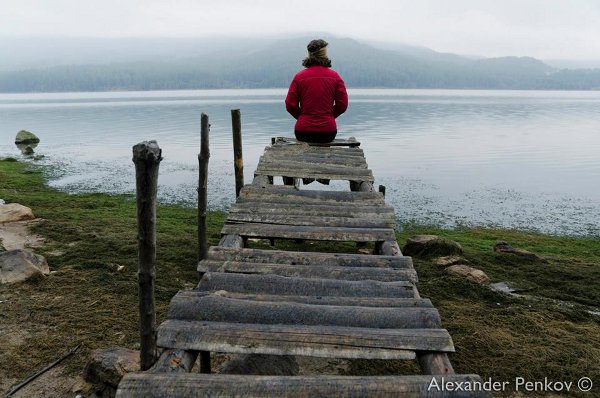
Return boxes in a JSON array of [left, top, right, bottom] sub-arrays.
[[1, 36, 599, 92]]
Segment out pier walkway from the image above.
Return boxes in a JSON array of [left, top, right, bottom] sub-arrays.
[[117, 137, 487, 397]]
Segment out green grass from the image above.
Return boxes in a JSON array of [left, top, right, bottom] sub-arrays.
[[1, 158, 599, 396]]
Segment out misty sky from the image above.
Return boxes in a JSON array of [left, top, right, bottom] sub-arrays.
[[2, 0, 600, 60]]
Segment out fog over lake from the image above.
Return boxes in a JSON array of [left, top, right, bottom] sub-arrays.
[[1, 88, 599, 236]]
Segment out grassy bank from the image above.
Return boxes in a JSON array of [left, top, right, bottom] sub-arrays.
[[1, 158, 599, 396]]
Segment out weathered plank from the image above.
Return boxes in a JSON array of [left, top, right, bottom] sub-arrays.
[[206, 246, 413, 269], [197, 260, 417, 282], [254, 169, 374, 182], [238, 185, 385, 203], [118, 373, 489, 398], [166, 295, 440, 328], [157, 320, 453, 357], [261, 152, 368, 164], [258, 159, 368, 171], [174, 290, 433, 308], [229, 202, 395, 217], [226, 213, 395, 228], [221, 223, 396, 242], [272, 136, 362, 147], [197, 272, 416, 298]]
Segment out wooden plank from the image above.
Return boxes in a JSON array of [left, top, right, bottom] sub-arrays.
[[225, 214, 395, 228], [197, 273, 416, 298], [229, 201, 395, 215], [197, 260, 417, 282], [254, 168, 374, 182], [272, 136, 362, 147], [261, 151, 368, 163], [167, 294, 439, 328], [221, 223, 396, 242], [259, 157, 368, 169], [206, 247, 413, 269], [174, 290, 433, 308], [157, 320, 453, 357], [239, 185, 385, 203], [118, 374, 490, 398]]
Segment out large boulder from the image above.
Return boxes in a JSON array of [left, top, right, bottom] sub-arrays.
[[0, 203, 35, 223], [0, 249, 49, 284], [15, 130, 40, 144], [402, 235, 463, 257], [446, 264, 490, 284], [84, 347, 140, 389]]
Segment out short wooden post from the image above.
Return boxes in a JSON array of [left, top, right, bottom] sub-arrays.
[[133, 140, 162, 371], [198, 113, 210, 263], [231, 109, 244, 197]]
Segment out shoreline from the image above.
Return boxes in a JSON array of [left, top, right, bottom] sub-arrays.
[[1, 157, 599, 396]]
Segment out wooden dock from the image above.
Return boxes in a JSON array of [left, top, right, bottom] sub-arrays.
[[118, 137, 488, 397]]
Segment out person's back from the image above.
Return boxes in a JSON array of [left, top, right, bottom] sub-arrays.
[[285, 39, 348, 143]]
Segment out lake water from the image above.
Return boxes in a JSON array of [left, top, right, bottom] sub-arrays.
[[1, 89, 599, 236]]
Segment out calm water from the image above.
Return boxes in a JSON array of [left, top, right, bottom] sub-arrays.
[[1, 89, 599, 236]]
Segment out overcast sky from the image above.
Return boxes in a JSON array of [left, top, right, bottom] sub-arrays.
[[2, 0, 600, 60]]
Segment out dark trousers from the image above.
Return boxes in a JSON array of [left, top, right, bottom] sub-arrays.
[[295, 130, 337, 144]]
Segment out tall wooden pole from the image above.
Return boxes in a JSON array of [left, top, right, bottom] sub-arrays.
[[133, 140, 162, 371], [231, 109, 244, 197], [198, 113, 210, 263]]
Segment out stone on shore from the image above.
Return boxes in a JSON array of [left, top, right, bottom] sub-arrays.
[[15, 130, 40, 144], [433, 255, 466, 267], [494, 241, 547, 262], [446, 264, 490, 284], [0, 249, 49, 284], [0, 203, 35, 223], [402, 235, 463, 257], [84, 347, 140, 389]]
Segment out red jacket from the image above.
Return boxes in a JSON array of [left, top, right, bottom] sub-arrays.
[[285, 66, 348, 133]]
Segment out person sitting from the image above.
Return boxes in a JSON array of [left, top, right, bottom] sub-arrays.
[[285, 39, 348, 144]]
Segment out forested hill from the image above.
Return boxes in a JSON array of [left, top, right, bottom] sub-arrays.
[[1, 36, 600, 92]]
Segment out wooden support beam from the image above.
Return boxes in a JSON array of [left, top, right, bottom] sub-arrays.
[[231, 109, 244, 197], [150, 349, 198, 373], [350, 180, 374, 192], [132, 140, 162, 371], [197, 113, 210, 263]]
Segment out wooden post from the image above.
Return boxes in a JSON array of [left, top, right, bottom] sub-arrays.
[[231, 109, 244, 197], [133, 140, 162, 371], [198, 113, 210, 263]]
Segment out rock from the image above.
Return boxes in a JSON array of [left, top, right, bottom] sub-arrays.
[[402, 235, 463, 257], [19, 145, 35, 155], [433, 255, 466, 267], [0, 203, 35, 223], [446, 264, 490, 284], [84, 347, 139, 388], [494, 241, 547, 262], [0, 249, 49, 284], [15, 130, 40, 144], [221, 354, 299, 376]]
